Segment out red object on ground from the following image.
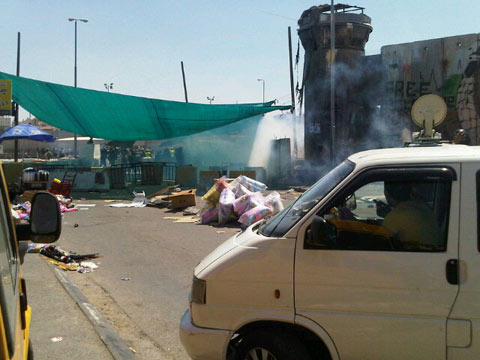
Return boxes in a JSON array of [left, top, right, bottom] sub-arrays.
[[48, 182, 72, 197]]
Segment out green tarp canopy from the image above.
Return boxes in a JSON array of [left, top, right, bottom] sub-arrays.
[[0, 72, 290, 141]]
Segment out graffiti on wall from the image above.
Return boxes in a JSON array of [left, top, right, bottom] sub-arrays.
[[381, 33, 480, 143]]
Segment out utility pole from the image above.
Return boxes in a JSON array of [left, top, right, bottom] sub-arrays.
[[104, 83, 113, 92], [330, 0, 336, 166], [14, 32, 20, 162], [288, 26, 298, 159], [257, 79, 265, 103], [207, 96, 215, 105], [68, 18, 88, 158], [181, 61, 188, 103]]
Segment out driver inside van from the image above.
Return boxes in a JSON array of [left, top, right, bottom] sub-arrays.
[[381, 182, 441, 249]]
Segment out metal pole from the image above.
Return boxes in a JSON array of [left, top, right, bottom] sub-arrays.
[[181, 61, 188, 103], [330, 0, 336, 166], [288, 26, 298, 159], [262, 81, 265, 103], [73, 20, 78, 158], [14, 32, 20, 162]]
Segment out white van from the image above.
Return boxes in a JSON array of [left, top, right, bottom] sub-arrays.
[[180, 143, 480, 360]]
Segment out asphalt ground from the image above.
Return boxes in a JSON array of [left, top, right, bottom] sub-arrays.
[[22, 190, 301, 359]]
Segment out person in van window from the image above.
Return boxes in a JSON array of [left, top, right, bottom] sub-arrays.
[[381, 182, 441, 250]]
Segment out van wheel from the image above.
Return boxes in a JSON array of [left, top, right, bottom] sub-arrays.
[[235, 329, 311, 360], [27, 339, 34, 360]]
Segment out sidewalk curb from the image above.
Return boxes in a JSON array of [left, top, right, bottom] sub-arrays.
[[52, 266, 136, 360]]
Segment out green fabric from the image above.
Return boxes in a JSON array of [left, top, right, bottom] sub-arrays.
[[0, 72, 290, 141]]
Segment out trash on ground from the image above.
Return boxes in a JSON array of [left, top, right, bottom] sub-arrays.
[[80, 261, 98, 270], [76, 204, 96, 207], [146, 184, 180, 199], [109, 191, 148, 208], [196, 176, 281, 227], [27, 243, 49, 253], [74, 223, 79, 228], [121, 277, 131, 281], [40, 245, 100, 263], [46, 258, 79, 271], [50, 337, 64, 342], [164, 189, 197, 208], [173, 216, 199, 223], [129, 347, 137, 354], [164, 216, 199, 223], [183, 206, 201, 215], [216, 230, 226, 234], [77, 267, 92, 273], [148, 196, 170, 207]]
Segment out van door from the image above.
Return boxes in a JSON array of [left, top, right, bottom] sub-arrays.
[[294, 165, 460, 360], [0, 165, 26, 360], [447, 163, 480, 359]]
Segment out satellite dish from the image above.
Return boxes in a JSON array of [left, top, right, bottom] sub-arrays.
[[411, 94, 447, 137]]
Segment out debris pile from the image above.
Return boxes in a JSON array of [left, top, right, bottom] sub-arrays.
[[28, 243, 101, 273], [11, 194, 79, 222], [200, 176, 284, 227]]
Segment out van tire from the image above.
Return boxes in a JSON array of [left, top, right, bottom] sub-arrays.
[[27, 339, 34, 360], [235, 328, 311, 360]]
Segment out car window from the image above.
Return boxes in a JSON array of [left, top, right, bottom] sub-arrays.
[[306, 172, 452, 252], [0, 182, 18, 355], [259, 160, 355, 237]]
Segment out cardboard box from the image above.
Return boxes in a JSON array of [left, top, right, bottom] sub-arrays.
[[229, 170, 256, 180], [165, 189, 197, 208]]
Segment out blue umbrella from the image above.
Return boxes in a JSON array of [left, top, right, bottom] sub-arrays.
[[0, 124, 55, 143]]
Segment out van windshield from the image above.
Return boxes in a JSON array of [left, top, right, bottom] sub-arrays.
[[259, 160, 355, 237]]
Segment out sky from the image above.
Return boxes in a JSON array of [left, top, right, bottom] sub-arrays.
[[1, 0, 480, 121]]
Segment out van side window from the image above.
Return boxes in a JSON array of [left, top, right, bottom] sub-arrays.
[[0, 184, 18, 355], [306, 174, 451, 252]]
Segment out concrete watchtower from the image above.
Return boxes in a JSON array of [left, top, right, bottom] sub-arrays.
[[298, 4, 372, 165]]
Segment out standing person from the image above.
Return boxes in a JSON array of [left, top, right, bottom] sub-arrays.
[[107, 146, 116, 166], [100, 146, 107, 167]]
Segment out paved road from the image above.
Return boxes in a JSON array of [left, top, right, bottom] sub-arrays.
[[55, 199, 244, 359]]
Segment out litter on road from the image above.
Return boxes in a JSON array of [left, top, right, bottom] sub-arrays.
[[163, 216, 199, 223], [198, 175, 284, 227], [109, 191, 148, 208]]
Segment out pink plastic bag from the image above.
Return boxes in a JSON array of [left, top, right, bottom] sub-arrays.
[[232, 192, 264, 216], [264, 191, 284, 215], [218, 188, 236, 225], [201, 204, 218, 224], [238, 205, 272, 227]]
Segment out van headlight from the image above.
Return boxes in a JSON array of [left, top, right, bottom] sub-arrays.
[[190, 276, 206, 304]]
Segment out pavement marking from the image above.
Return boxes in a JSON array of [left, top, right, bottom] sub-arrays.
[[52, 266, 136, 360]]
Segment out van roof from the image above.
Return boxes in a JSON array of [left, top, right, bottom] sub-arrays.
[[348, 144, 480, 167]]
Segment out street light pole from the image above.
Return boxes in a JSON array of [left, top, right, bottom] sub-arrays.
[[68, 17, 88, 158], [207, 96, 215, 105], [104, 83, 113, 92], [257, 79, 265, 103]]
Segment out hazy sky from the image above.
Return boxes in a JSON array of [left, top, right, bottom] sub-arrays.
[[1, 0, 479, 119]]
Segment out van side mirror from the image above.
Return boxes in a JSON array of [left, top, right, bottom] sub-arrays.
[[16, 192, 62, 243], [345, 194, 357, 211], [305, 215, 337, 249]]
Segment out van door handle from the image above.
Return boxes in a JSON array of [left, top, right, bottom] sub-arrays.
[[446, 259, 459, 285]]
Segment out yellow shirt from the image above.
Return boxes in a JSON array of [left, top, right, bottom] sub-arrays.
[[383, 200, 442, 248]]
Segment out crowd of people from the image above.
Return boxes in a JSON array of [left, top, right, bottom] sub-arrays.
[[10, 144, 184, 166], [35, 147, 72, 159], [100, 145, 154, 166]]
